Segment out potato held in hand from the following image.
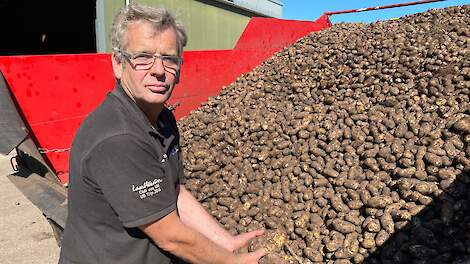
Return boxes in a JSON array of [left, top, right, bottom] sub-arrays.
[[249, 230, 287, 253], [249, 230, 294, 264]]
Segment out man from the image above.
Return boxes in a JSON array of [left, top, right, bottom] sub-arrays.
[[59, 3, 266, 264]]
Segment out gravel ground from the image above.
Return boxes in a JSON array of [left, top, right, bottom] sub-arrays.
[[0, 153, 59, 264]]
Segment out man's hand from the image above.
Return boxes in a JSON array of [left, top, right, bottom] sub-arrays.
[[177, 186, 267, 263], [234, 248, 267, 264], [229, 229, 265, 253]]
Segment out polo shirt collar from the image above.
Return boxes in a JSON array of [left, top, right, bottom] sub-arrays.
[[111, 82, 167, 139]]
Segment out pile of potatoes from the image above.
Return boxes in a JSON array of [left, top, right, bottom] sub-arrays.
[[179, 5, 470, 264]]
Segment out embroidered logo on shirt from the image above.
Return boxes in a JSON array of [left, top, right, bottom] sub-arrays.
[[132, 178, 163, 200]]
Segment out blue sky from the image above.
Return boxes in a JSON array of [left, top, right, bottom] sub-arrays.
[[283, 0, 470, 23]]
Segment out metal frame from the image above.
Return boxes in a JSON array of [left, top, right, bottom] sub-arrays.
[[324, 0, 446, 16]]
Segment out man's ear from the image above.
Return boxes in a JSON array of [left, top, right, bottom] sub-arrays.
[[112, 53, 123, 79]]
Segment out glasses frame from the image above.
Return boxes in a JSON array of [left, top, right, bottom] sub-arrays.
[[118, 50, 183, 72]]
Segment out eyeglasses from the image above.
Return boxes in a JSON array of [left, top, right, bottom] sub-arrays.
[[119, 50, 183, 72]]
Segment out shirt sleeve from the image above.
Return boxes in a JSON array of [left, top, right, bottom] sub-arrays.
[[86, 134, 177, 228]]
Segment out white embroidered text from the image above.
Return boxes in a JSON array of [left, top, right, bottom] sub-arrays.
[[132, 178, 163, 200]]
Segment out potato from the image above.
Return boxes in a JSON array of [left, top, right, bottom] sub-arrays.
[[331, 219, 356, 234], [367, 195, 393, 208]]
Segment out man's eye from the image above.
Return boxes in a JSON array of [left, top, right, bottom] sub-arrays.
[[163, 56, 180, 66], [133, 55, 153, 62]]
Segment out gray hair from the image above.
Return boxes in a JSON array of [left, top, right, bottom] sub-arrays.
[[110, 2, 187, 58]]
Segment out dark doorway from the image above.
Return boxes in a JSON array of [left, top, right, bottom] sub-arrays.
[[0, 0, 96, 55]]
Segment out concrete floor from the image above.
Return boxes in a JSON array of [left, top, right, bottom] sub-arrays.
[[0, 152, 59, 264]]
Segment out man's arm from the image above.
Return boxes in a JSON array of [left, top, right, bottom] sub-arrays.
[[139, 211, 266, 264], [177, 186, 233, 249], [177, 185, 263, 252]]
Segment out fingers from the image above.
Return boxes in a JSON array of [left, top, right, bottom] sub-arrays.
[[250, 247, 268, 260], [236, 245, 248, 254], [232, 229, 266, 253], [240, 229, 265, 241], [250, 229, 265, 237]]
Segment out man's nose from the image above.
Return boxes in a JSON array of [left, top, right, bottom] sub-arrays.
[[149, 57, 165, 77]]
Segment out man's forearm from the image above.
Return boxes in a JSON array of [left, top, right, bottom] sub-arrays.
[[162, 221, 237, 264], [177, 185, 235, 250], [141, 211, 238, 264]]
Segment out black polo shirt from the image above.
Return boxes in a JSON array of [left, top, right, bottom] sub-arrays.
[[59, 83, 186, 264]]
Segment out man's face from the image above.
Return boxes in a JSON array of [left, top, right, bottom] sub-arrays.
[[113, 21, 180, 107]]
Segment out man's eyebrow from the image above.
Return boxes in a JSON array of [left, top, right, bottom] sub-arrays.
[[134, 50, 153, 55], [132, 50, 178, 57], [160, 52, 178, 57]]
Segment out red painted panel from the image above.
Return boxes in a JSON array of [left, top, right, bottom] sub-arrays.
[[234, 16, 330, 51], [0, 54, 114, 183], [0, 17, 330, 184], [169, 49, 279, 119]]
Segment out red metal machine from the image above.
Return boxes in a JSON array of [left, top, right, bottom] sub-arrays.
[[0, 0, 448, 243]]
